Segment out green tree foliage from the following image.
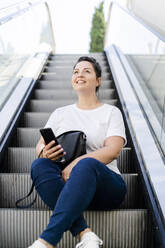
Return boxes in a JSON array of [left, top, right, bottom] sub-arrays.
[[89, 1, 106, 52]]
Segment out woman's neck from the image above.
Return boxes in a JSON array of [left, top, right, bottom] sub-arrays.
[[77, 95, 102, 110]]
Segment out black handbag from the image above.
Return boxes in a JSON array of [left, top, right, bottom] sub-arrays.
[[55, 130, 87, 170], [16, 130, 86, 209]]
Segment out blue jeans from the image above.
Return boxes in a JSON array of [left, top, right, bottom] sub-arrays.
[[31, 157, 126, 247]]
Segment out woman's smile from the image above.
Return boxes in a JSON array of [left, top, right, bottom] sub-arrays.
[[76, 80, 86, 84]]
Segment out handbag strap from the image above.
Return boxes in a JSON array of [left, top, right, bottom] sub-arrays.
[[15, 148, 45, 209], [15, 181, 37, 209]]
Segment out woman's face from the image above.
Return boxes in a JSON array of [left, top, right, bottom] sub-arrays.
[[72, 61, 101, 94]]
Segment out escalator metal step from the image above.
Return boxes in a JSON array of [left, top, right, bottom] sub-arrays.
[[20, 112, 50, 127], [16, 120, 130, 147], [0, 173, 141, 209], [34, 89, 116, 100], [47, 57, 107, 62], [41, 72, 111, 80], [14, 128, 43, 147], [49, 57, 106, 62], [48, 58, 107, 63], [28, 99, 118, 112], [0, 209, 153, 248], [49, 53, 105, 59], [46, 61, 108, 68], [44, 65, 110, 73], [0, 52, 153, 248], [5, 147, 132, 174], [37, 80, 113, 89], [44, 58, 108, 64]]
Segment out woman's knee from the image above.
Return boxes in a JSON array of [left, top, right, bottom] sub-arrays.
[[73, 157, 101, 172], [30, 158, 60, 179], [31, 158, 45, 173]]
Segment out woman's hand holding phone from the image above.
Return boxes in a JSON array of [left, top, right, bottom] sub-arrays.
[[42, 140, 66, 161], [39, 128, 66, 161]]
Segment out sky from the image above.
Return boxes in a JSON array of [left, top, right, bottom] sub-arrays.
[[48, 0, 111, 54], [0, 0, 111, 54]]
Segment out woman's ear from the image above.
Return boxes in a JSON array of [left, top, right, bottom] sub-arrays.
[[96, 77, 101, 87]]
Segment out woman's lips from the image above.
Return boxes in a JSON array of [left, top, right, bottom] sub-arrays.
[[76, 80, 86, 84]]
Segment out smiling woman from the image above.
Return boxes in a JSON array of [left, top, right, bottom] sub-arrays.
[[72, 56, 102, 98], [29, 56, 127, 248]]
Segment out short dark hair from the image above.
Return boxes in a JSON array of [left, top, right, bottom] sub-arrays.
[[73, 56, 102, 92], [73, 56, 102, 78]]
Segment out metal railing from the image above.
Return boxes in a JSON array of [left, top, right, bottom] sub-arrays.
[[104, 2, 165, 246], [104, 1, 165, 157]]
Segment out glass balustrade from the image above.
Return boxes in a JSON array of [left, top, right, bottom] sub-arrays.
[[105, 3, 165, 155], [0, 2, 53, 110]]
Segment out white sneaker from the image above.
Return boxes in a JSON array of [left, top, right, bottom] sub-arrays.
[[28, 239, 47, 248], [76, 232, 103, 248]]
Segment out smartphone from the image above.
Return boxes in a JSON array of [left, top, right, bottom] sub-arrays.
[[40, 128, 59, 146], [40, 128, 65, 162]]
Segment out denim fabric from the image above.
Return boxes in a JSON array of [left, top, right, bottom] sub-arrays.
[[31, 157, 126, 247]]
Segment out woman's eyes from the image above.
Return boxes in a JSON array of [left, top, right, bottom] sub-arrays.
[[73, 70, 90, 74]]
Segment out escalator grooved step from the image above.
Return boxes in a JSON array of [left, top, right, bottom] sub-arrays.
[[28, 99, 118, 112], [5, 147, 132, 174], [0, 52, 154, 248], [41, 72, 110, 81], [37, 80, 114, 89], [44, 66, 110, 73], [33, 88, 116, 100], [0, 209, 153, 248], [20, 112, 50, 127], [0, 173, 141, 209]]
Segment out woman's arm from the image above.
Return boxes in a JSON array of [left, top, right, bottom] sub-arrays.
[[76, 136, 124, 164], [62, 136, 124, 181], [36, 137, 46, 157]]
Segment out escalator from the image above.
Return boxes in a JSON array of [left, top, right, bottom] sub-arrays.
[[0, 53, 154, 247], [1, 1, 165, 247]]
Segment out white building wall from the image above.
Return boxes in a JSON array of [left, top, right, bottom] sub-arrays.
[[104, 0, 165, 38], [127, 0, 165, 37]]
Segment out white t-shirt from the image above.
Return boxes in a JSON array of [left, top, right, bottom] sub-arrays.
[[44, 103, 127, 174]]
